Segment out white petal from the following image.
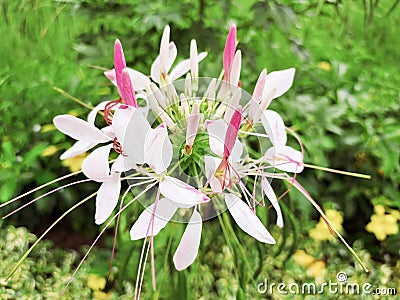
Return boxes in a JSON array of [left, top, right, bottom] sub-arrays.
[[160, 176, 210, 207], [169, 52, 207, 82], [100, 125, 115, 139], [125, 68, 150, 91], [151, 42, 177, 83], [264, 146, 304, 173], [261, 178, 283, 228], [54, 115, 111, 143], [82, 144, 112, 182], [229, 50, 241, 86], [261, 110, 287, 147], [144, 124, 172, 174], [206, 119, 242, 161], [130, 198, 177, 240], [95, 179, 121, 225], [173, 210, 202, 270], [225, 194, 275, 244], [60, 140, 95, 160], [262, 68, 295, 100], [223, 87, 241, 124], [204, 155, 222, 193], [112, 106, 150, 164], [111, 154, 137, 173], [87, 101, 112, 125], [159, 25, 170, 75]]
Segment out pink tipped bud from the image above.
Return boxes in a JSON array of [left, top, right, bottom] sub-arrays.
[[121, 68, 137, 107], [223, 24, 237, 80], [224, 107, 242, 158], [114, 39, 127, 97]]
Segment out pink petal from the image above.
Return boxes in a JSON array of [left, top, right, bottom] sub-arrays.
[[262, 68, 295, 100], [60, 140, 95, 160], [223, 24, 236, 79], [121, 68, 137, 107], [225, 194, 275, 244], [95, 178, 121, 225], [173, 210, 202, 270], [53, 115, 111, 143], [224, 108, 242, 158], [261, 110, 287, 147], [81, 144, 113, 182], [144, 123, 173, 174], [261, 178, 283, 228], [169, 52, 207, 82], [114, 39, 127, 96], [264, 146, 304, 173], [104, 69, 117, 86], [130, 198, 177, 240], [160, 176, 210, 207], [112, 106, 150, 164]]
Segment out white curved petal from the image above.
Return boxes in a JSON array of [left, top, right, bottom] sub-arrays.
[[173, 210, 202, 270], [101, 125, 115, 139], [261, 110, 287, 147], [159, 25, 170, 74], [82, 144, 113, 182], [54, 115, 111, 143], [261, 178, 283, 228], [150, 42, 177, 83], [160, 176, 210, 207], [225, 194, 275, 244], [130, 198, 177, 240], [204, 155, 222, 193], [262, 68, 295, 100], [144, 124, 172, 174], [111, 154, 137, 173], [88, 101, 111, 125], [264, 146, 304, 173], [229, 50, 241, 86], [95, 179, 121, 225], [112, 106, 150, 164], [60, 140, 95, 160], [206, 119, 243, 161], [126, 68, 150, 91], [169, 52, 207, 81]]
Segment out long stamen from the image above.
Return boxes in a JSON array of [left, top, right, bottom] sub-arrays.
[[0, 171, 81, 208], [60, 181, 158, 298], [288, 177, 369, 273], [2, 178, 92, 219], [5, 192, 98, 282]]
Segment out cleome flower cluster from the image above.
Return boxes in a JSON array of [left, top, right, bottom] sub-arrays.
[[0, 24, 368, 298]]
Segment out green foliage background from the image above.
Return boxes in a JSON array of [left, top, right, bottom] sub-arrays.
[[0, 0, 399, 298]]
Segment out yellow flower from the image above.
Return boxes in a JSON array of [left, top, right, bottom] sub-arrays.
[[365, 205, 399, 241], [317, 61, 332, 71], [309, 209, 343, 241], [293, 250, 326, 279], [61, 152, 87, 172], [41, 145, 59, 157], [86, 274, 111, 300]]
